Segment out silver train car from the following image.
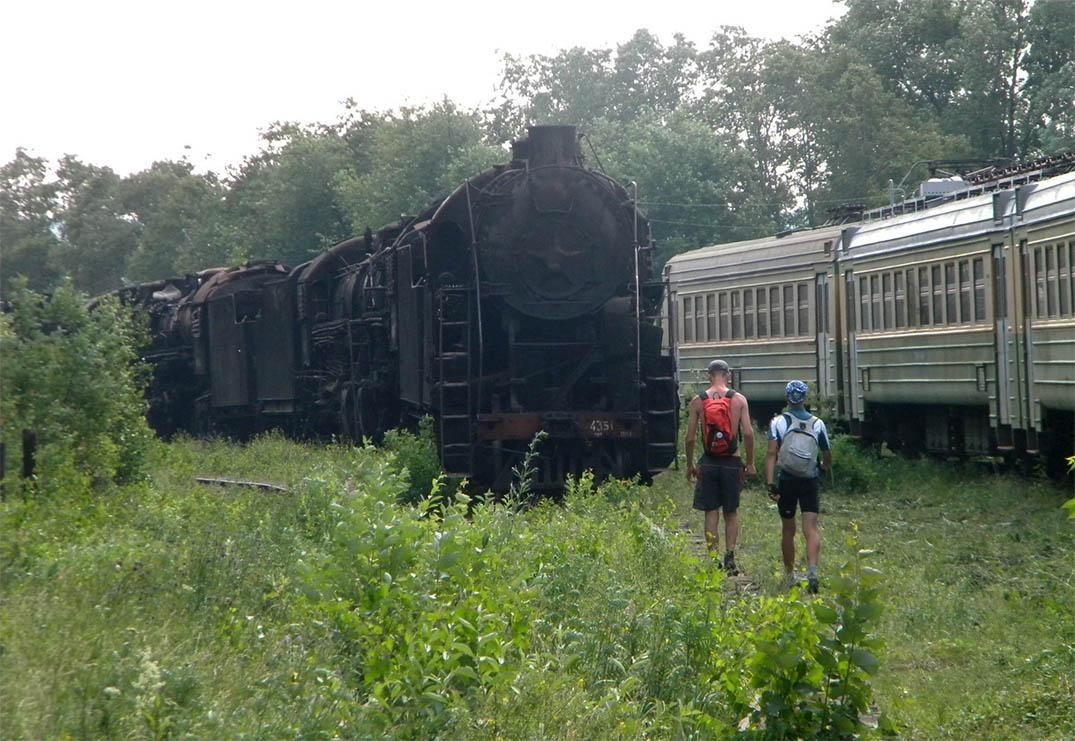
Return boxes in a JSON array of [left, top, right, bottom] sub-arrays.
[[665, 170, 1075, 472]]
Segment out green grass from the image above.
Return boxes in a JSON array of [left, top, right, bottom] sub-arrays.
[[653, 439, 1075, 739], [1, 432, 1072, 738]]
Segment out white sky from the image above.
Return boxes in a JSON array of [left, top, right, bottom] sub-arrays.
[[1, 0, 844, 175]]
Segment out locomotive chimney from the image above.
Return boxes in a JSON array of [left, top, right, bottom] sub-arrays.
[[524, 125, 580, 167]]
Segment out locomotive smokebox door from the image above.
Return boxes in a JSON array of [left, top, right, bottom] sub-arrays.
[[475, 169, 634, 321]]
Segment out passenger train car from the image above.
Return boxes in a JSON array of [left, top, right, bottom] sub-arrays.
[[666, 167, 1075, 473]]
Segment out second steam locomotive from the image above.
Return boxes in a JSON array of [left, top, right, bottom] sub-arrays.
[[110, 126, 679, 490]]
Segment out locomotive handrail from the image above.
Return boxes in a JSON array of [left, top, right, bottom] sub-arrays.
[[465, 180, 485, 418]]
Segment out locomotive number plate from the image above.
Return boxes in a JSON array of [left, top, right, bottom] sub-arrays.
[[578, 415, 639, 439], [589, 419, 614, 435]]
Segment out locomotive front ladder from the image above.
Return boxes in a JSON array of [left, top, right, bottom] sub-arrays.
[[635, 243, 679, 476], [436, 288, 474, 475]]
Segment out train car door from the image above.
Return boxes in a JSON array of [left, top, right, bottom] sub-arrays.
[[815, 272, 835, 403], [841, 268, 863, 431], [992, 241, 1020, 449], [395, 241, 425, 408], [207, 292, 254, 408], [1016, 236, 1039, 451]]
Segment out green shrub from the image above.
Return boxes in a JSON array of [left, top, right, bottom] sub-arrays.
[[0, 280, 154, 495], [382, 415, 441, 504], [828, 435, 883, 494]]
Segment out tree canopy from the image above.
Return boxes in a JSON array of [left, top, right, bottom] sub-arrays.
[[3, 1, 1073, 295]]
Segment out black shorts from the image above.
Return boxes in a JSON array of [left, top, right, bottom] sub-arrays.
[[693, 458, 743, 513], [777, 476, 820, 519]]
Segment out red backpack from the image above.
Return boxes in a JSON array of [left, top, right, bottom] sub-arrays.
[[700, 389, 738, 457]]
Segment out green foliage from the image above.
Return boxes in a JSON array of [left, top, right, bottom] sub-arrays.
[[382, 416, 442, 505], [221, 123, 355, 267], [0, 150, 63, 293], [332, 102, 503, 233], [734, 528, 888, 737], [123, 160, 231, 280], [4, 434, 1074, 737], [0, 281, 154, 495], [828, 435, 884, 494]]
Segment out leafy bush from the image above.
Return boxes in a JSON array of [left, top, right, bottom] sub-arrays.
[[828, 435, 884, 494], [0, 280, 153, 495], [382, 415, 441, 504]]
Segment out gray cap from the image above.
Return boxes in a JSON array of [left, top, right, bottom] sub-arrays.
[[707, 359, 731, 375]]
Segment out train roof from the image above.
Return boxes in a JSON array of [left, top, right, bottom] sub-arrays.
[[844, 170, 1075, 259], [665, 168, 1075, 276], [664, 224, 842, 284]]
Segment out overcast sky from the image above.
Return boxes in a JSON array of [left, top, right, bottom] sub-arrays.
[[2, 0, 844, 175]]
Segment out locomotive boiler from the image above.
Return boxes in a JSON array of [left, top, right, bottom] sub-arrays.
[[112, 126, 679, 491]]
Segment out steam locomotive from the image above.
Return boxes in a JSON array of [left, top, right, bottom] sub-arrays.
[[106, 126, 679, 491]]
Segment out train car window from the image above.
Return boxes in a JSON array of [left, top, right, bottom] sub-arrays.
[[783, 285, 795, 336], [945, 263, 957, 324], [695, 295, 705, 341], [918, 267, 930, 325], [233, 290, 263, 324], [993, 248, 1008, 321], [731, 290, 743, 339], [859, 276, 870, 331], [744, 289, 755, 338], [706, 294, 717, 340], [1046, 245, 1058, 318], [770, 287, 781, 336], [973, 258, 986, 322], [757, 288, 769, 337], [869, 275, 880, 330], [932, 265, 943, 324], [823, 281, 830, 333], [895, 271, 906, 328], [846, 273, 857, 332], [816, 281, 828, 334], [959, 261, 971, 324], [1059, 245, 1071, 317], [905, 269, 916, 327], [719, 292, 730, 339], [682, 297, 693, 342], [1034, 248, 1046, 319], [797, 283, 809, 335], [1069, 243, 1075, 315], [882, 273, 893, 329]]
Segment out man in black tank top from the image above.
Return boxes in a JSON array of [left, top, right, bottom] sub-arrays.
[[685, 360, 756, 574]]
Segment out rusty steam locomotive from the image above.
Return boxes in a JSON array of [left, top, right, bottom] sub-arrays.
[[107, 126, 678, 490]]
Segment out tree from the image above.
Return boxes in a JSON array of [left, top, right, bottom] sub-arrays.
[[586, 114, 771, 264], [0, 280, 153, 493], [1022, 0, 1075, 154], [828, 0, 964, 117], [333, 102, 503, 233], [488, 29, 697, 140], [123, 160, 229, 280], [0, 150, 62, 293], [949, 0, 1032, 158], [52, 156, 139, 295], [222, 123, 355, 268]]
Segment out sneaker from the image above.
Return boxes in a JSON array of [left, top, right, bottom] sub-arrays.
[[783, 572, 802, 589], [807, 574, 820, 594], [723, 552, 739, 576]]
